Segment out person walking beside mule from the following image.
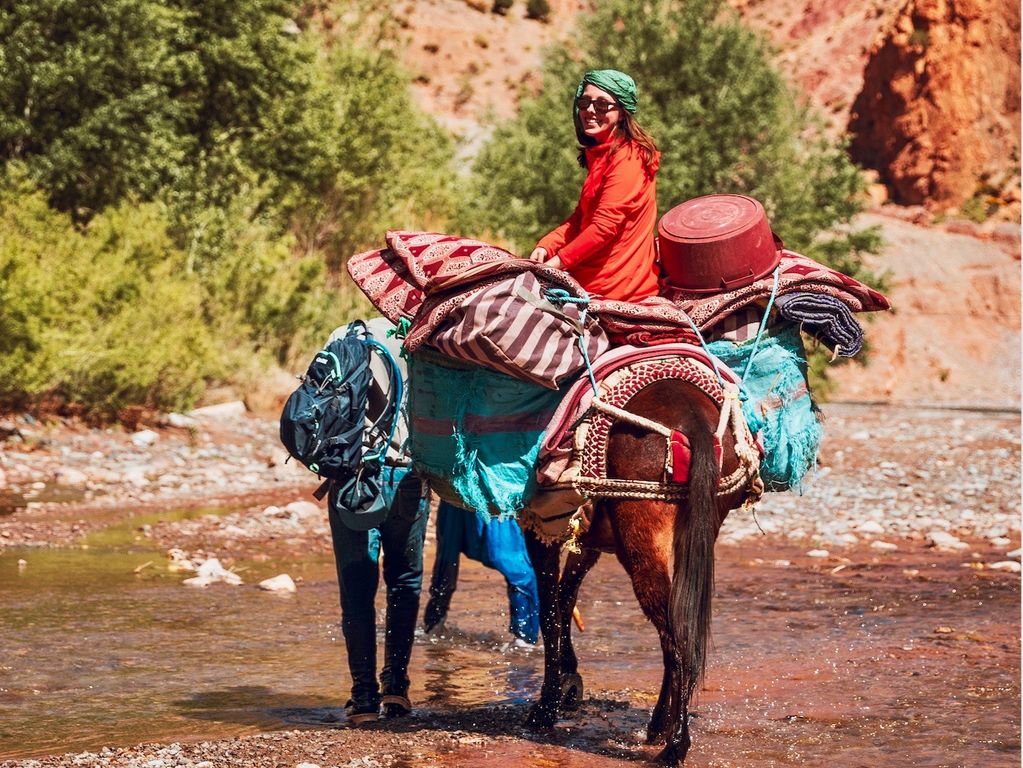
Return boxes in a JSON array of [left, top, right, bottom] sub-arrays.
[[323, 318, 429, 725]]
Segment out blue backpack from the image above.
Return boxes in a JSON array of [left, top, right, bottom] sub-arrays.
[[280, 321, 404, 512]]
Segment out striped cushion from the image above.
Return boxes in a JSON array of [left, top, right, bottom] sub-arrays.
[[429, 271, 608, 390]]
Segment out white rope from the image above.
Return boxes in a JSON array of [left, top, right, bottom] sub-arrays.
[[590, 398, 674, 438], [588, 381, 762, 501]]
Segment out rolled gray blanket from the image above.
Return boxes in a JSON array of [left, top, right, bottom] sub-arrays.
[[774, 291, 864, 357]]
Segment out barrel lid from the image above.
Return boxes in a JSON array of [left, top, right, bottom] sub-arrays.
[[658, 194, 763, 242]]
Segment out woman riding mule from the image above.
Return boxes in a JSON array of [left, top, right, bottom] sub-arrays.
[[519, 70, 760, 766], [530, 69, 660, 302]]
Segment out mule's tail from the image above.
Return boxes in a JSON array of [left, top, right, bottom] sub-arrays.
[[669, 426, 720, 705]]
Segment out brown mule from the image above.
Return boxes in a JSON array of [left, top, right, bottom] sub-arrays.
[[522, 378, 749, 766]]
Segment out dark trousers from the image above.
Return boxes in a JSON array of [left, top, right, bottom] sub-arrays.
[[425, 500, 540, 643], [328, 471, 429, 706]]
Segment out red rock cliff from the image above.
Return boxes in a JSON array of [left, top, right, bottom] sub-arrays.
[[848, 0, 1021, 210]]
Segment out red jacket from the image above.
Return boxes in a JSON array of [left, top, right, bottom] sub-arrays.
[[538, 140, 660, 302]]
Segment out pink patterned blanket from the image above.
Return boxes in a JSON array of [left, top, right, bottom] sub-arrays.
[[347, 233, 890, 353]]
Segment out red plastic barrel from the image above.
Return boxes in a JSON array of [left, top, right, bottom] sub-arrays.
[[657, 194, 781, 293]]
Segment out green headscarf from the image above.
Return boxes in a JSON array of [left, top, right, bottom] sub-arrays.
[[574, 69, 638, 114]]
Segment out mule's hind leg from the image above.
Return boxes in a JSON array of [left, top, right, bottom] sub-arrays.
[[557, 547, 600, 709], [523, 528, 563, 729], [606, 500, 678, 745]]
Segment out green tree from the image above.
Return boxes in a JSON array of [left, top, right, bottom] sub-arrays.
[[0, 0, 189, 214], [287, 42, 458, 268], [458, 0, 881, 280]]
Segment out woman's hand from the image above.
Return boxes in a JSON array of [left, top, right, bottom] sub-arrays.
[[528, 246, 548, 263]]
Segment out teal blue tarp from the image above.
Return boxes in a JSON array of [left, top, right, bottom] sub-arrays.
[[408, 350, 568, 516], [708, 324, 822, 492]]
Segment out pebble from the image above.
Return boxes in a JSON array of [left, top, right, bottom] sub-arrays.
[[871, 541, 899, 552], [857, 521, 886, 534], [54, 467, 89, 486], [807, 549, 830, 558]]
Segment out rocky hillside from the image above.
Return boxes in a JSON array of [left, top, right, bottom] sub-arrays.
[[848, 0, 1021, 214]]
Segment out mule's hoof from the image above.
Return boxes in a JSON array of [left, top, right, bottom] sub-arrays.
[[645, 725, 668, 745], [656, 735, 691, 767], [524, 701, 558, 730], [559, 673, 584, 711]]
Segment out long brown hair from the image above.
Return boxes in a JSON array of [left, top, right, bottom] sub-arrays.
[[576, 108, 659, 173]]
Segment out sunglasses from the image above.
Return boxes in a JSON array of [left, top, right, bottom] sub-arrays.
[[575, 97, 619, 115]]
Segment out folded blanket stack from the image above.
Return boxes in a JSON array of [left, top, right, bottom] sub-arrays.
[[774, 292, 864, 357]]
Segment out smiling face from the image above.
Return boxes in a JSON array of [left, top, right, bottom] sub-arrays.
[[576, 83, 621, 144]]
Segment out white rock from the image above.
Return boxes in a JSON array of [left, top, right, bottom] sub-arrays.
[[123, 467, 150, 487], [989, 561, 1021, 573], [850, 430, 871, 441], [989, 536, 1011, 547], [259, 574, 297, 593], [131, 429, 160, 448], [262, 505, 284, 517], [926, 531, 970, 551], [871, 541, 899, 552], [166, 548, 196, 572], [165, 412, 198, 429], [1006, 548, 1022, 559], [807, 549, 830, 558], [856, 521, 886, 535], [189, 401, 247, 421], [285, 500, 321, 519], [296, 763, 321, 768], [187, 557, 243, 586], [54, 467, 89, 486]]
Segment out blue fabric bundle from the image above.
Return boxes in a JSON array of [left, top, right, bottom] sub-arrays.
[[707, 324, 822, 492], [407, 349, 567, 516], [774, 292, 864, 357]]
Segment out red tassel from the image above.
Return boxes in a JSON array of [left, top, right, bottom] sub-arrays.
[[669, 431, 691, 483]]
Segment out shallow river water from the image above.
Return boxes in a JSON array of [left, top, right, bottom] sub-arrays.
[[0, 514, 1018, 766]]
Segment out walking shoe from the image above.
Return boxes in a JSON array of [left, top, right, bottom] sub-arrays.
[[381, 693, 412, 718], [344, 699, 380, 725]]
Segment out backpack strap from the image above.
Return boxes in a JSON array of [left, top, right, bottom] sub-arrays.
[[363, 338, 404, 464]]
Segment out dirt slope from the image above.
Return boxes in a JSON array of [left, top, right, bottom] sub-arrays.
[[827, 212, 1021, 407]]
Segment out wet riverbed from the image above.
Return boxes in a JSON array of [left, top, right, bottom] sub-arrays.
[[1, 518, 1018, 766]]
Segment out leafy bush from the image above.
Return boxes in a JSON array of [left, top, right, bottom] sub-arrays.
[[492, 0, 514, 15], [0, 170, 367, 417], [0, 1, 455, 415], [286, 44, 458, 268], [0, 174, 214, 414], [526, 0, 551, 21]]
